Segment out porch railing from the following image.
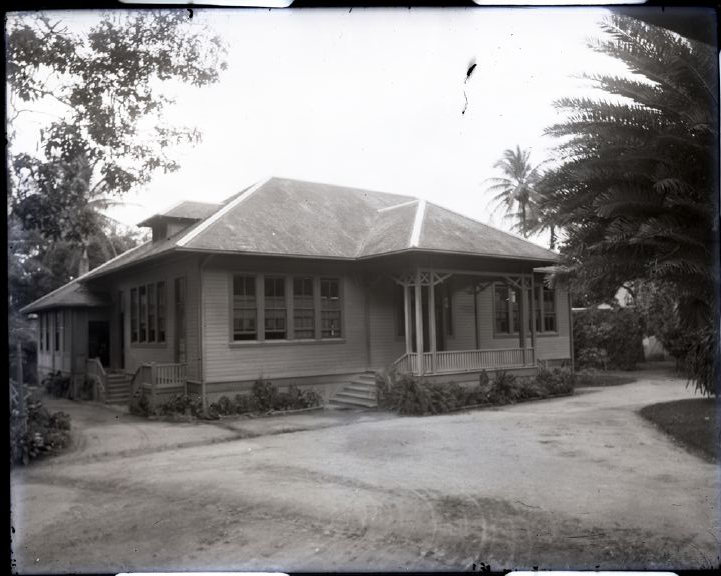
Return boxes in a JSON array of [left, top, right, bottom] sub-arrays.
[[129, 362, 187, 407], [86, 357, 107, 402], [391, 347, 536, 376]]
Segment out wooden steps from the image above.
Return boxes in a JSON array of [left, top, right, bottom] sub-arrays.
[[329, 372, 378, 409], [105, 372, 131, 405]]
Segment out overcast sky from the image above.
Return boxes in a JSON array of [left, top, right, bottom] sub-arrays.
[[12, 7, 630, 247]]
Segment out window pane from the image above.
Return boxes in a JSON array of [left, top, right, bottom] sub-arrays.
[[139, 285, 147, 342], [294, 276, 314, 338], [494, 284, 509, 333], [157, 282, 166, 343], [264, 277, 286, 339], [320, 278, 341, 337], [543, 289, 556, 332], [233, 275, 257, 340], [130, 288, 138, 342], [148, 284, 156, 342], [55, 311, 61, 352]]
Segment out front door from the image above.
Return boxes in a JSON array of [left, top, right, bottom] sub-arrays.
[[174, 277, 186, 364], [88, 321, 110, 367]]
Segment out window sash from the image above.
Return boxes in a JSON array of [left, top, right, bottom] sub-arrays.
[[320, 278, 341, 338], [233, 275, 257, 340], [138, 286, 147, 343], [157, 282, 166, 343], [293, 277, 314, 339], [130, 288, 138, 342], [264, 277, 286, 339], [55, 310, 61, 352], [147, 284, 156, 342]]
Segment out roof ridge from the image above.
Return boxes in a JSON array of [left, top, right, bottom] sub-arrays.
[[176, 177, 272, 248], [354, 199, 419, 258], [424, 200, 557, 257], [377, 199, 419, 213], [409, 199, 427, 248]]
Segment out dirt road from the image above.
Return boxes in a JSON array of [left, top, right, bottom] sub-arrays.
[[11, 367, 720, 572]]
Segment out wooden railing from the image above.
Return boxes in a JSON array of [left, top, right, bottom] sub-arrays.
[[129, 362, 187, 407], [86, 357, 107, 402], [391, 348, 536, 375]]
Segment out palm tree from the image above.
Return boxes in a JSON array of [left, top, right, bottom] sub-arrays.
[[540, 14, 718, 394], [485, 146, 543, 238]]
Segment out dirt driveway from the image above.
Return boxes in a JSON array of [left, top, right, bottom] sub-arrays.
[[11, 367, 720, 572]]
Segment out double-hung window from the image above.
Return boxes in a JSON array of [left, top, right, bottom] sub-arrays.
[[233, 275, 257, 341], [264, 277, 287, 340], [130, 282, 166, 344], [293, 277, 314, 339], [533, 285, 557, 333], [320, 278, 341, 338], [494, 283, 520, 335]]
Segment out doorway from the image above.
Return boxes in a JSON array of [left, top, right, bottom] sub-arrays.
[[88, 321, 110, 367]]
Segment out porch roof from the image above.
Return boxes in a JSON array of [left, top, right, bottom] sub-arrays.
[[20, 278, 111, 314]]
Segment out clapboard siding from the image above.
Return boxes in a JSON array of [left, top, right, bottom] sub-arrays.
[[202, 261, 370, 383], [535, 288, 571, 361], [368, 277, 404, 368]]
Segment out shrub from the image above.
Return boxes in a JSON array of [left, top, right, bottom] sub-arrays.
[[536, 367, 576, 396], [487, 371, 519, 405], [234, 393, 259, 414], [573, 307, 645, 370], [11, 390, 72, 465], [42, 371, 70, 398], [251, 379, 277, 412]]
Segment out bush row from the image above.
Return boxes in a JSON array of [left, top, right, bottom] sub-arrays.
[[131, 379, 323, 419], [376, 368, 576, 416], [11, 386, 72, 465]]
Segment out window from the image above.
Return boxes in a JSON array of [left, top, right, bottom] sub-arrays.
[[157, 282, 166, 343], [45, 313, 50, 351], [494, 283, 520, 334], [264, 277, 287, 340], [39, 314, 44, 352], [320, 278, 341, 338], [147, 284, 156, 342], [233, 275, 257, 341], [130, 288, 138, 342], [293, 277, 314, 339], [55, 310, 61, 352], [542, 287, 557, 332], [138, 286, 147, 342]]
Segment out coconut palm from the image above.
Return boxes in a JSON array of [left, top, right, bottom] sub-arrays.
[[485, 145, 543, 238]]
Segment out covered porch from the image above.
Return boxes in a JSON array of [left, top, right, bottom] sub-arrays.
[[388, 266, 540, 376]]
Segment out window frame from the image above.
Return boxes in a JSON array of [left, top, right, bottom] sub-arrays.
[[232, 274, 259, 342], [264, 275, 287, 340], [130, 282, 167, 346], [229, 273, 344, 344], [533, 284, 558, 334], [293, 276, 315, 340], [492, 282, 521, 337]]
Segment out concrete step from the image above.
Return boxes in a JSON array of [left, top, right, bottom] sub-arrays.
[[328, 396, 377, 409], [335, 390, 375, 402], [344, 385, 376, 397]]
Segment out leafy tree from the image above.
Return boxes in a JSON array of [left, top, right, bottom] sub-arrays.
[[485, 145, 544, 238], [7, 10, 227, 250], [538, 14, 718, 394]]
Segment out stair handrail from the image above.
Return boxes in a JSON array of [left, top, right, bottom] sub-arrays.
[[86, 357, 107, 402]]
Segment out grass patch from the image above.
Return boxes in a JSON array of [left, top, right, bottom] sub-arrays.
[[640, 398, 719, 462], [576, 370, 637, 387]]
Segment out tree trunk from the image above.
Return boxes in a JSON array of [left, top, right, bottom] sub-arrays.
[[549, 225, 556, 250]]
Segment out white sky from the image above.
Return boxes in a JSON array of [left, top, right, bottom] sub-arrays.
[[10, 7, 629, 247]]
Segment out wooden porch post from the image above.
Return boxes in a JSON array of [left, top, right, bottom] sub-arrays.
[[404, 284, 413, 355], [530, 274, 537, 366], [428, 270, 437, 374], [414, 269, 424, 376], [519, 274, 527, 364]]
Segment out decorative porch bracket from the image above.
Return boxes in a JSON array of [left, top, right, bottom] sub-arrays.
[[389, 270, 452, 287]]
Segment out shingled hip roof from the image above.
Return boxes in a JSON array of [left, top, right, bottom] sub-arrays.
[[26, 178, 559, 305]]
